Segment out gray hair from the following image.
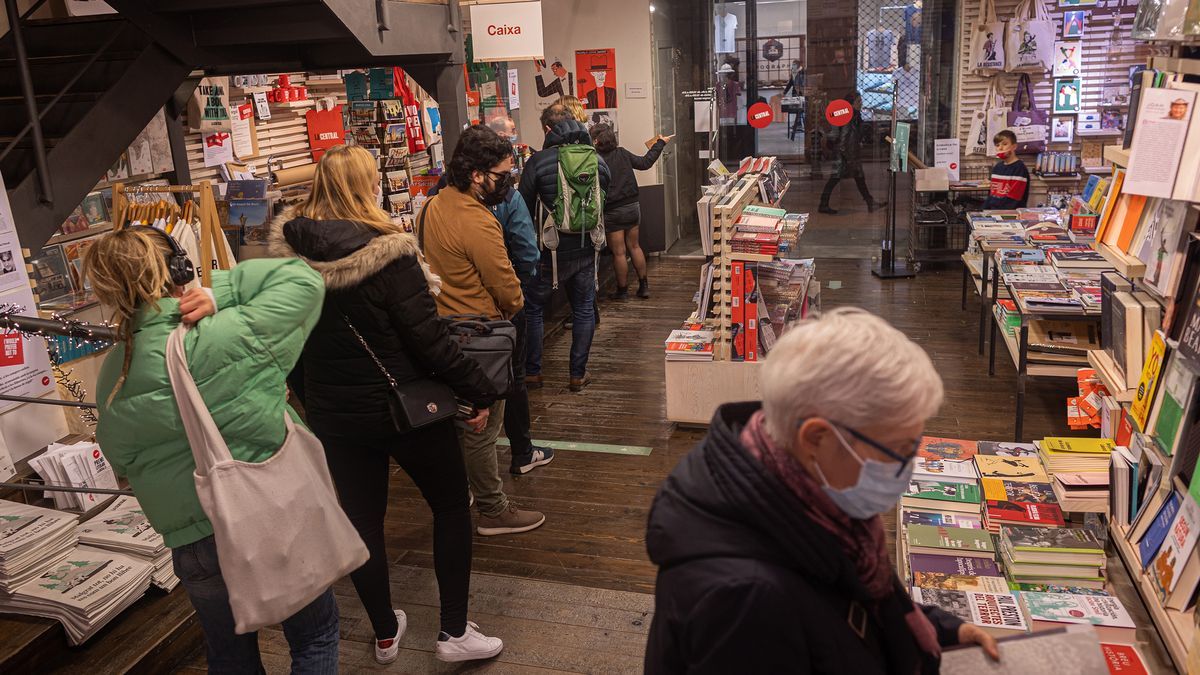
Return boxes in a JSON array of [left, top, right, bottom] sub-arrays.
[[760, 307, 944, 447]]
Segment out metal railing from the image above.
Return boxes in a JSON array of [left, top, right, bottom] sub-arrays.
[[0, 0, 129, 205]]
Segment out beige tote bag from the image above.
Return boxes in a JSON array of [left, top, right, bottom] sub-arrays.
[[165, 325, 368, 634]]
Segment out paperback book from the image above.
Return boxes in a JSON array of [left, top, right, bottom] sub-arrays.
[[909, 553, 1001, 577], [918, 437, 979, 461], [1021, 592, 1135, 628], [906, 524, 996, 557], [910, 588, 1028, 631], [902, 509, 983, 530], [975, 456, 1050, 483], [911, 572, 1009, 593]]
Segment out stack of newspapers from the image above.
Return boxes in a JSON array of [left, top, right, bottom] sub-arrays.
[[0, 546, 152, 644], [28, 441, 118, 511], [0, 500, 79, 593], [77, 496, 177, 591]]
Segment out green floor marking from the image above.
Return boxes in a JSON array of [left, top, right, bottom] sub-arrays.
[[497, 438, 653, 456]]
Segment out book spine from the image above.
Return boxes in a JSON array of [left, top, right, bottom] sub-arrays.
[[746, 264, 758, 362], [731, 261, 745, 362]]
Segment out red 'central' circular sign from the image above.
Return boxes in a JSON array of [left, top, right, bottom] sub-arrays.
[[747, 102, 774, 129], [826, 99, 854, 126]]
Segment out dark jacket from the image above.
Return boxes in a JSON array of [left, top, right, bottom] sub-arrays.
[[644, 402, 963, 675], [600, 140, 665, 210], [269, 210, 496, 438], [518, 119, 611, 259], [832, 112, 866, 175]]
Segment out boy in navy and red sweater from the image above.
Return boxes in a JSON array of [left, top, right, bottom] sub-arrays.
[[983, 129, 1030, 209]]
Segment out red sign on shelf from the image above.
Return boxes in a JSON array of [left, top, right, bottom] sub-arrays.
[[826, 99, 853, 127], [747, 102, 774, 129]]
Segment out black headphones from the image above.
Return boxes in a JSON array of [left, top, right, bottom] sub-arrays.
[[129, 225, 195, 287]]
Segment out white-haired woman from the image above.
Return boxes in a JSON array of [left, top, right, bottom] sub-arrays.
[[643, 308, 999, 674]]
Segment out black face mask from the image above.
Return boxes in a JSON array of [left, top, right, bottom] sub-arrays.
[[480, 172, 511, 207]]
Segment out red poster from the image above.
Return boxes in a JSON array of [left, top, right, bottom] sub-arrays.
[[575, 48, 617, 110], [0, 332, 23, 367], [394, 67, 427, 153], [305, 105, 345, 162]]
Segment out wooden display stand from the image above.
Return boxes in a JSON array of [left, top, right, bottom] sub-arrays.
[[665, 172, 795, 425], [110, 181, 230, 287]]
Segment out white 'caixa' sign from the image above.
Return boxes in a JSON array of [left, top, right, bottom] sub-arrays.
[[470, 1, 544, 62]]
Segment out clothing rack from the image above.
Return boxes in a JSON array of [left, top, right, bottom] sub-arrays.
[[111, 180, 231, 287]]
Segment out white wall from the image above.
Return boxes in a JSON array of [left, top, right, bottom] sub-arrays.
[[513, 0, 659, 186], [757, 0, 806, 37]]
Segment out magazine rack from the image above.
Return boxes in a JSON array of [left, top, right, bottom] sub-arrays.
[[110, 181, 230, 287]]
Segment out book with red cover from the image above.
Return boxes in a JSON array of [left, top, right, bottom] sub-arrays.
[[1099, 643, 1149, 675], [731, 262, 745, 362], [745, 264, 759, 362], [983, 500, 1066, 531]]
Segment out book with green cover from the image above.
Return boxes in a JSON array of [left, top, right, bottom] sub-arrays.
[[1151, 353, 1196, 457], [905, 480, 982, 504], [1040, 437, 1116, 454], [907, 524, 996, 555]]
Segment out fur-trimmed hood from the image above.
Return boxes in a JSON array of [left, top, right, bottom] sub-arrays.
[[267, 206, 441, 294]]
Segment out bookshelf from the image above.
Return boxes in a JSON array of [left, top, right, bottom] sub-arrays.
[[1093, 240, 1146, 278], [991, 307, 1083, 379], [665, 160, 802, 425], [1086, 349, 1135, 403], [1109, 521, 1196, 673]]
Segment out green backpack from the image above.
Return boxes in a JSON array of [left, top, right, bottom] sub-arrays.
[[552, 144, 604, 234], [539, 143, 606, 289]]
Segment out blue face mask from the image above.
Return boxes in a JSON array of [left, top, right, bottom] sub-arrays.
[[813, 426, 915, 520]]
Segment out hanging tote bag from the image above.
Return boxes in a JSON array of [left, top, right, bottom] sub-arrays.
[[970, 0, 1007, 74], [164, 325, 369, 635], [985, 82, 1011, 156], [1005, 0, 1055, 73], [1007, 74, 1049, 154], [968, 80, 999, 155]]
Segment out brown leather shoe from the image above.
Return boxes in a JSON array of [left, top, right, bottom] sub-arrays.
[[569, 373, 591, 392], [525, 374, 543, 390], [476, 506, 546, 536]]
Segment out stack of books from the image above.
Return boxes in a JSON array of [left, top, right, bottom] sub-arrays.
[[0, 547, 153, 645], [1000, 525, 1107, 590], [27, 442, 119, 512], [730, 231, 780, 257], [1039, 437, 1116, 474], [663, 327, 714, 362], [975, 454, 1066, 531], [77, 496, 178, 592], [0, 500, 79, 594]]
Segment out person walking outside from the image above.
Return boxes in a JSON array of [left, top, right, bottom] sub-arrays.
[[419, 125, 549, 533], [818, 92, 885, 215], [519, 104, 611, 392], [89, 229, 341, 673], [270, 144, 505, 664], [590, 123, 670, 299]]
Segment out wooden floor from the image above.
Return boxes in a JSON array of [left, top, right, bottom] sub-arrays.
[[169, 255, 1105, 672]]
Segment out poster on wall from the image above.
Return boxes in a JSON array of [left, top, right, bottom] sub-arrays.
[[1052, 117, 1075, 142], [201, 131, 234, 167], [534, 57, 573, 109], [1063, 11, 1086, 39], [576, 48, 618, 110], [1054, 78, 1083, 114], [1053, 42, 1082, 77], [508, 69, 521, 110]]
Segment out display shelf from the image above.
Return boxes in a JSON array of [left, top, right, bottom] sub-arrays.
[[1082, 166, 1113, 175], [269, 99, 315, 109], [1092, 240, 1146, 278], [1109, 521, 1195, 673], [1151, 55, 1200, 77], [1104, 145, 1131, 168], [46, 223, 112, 246], [991, 307, 1084, 378], [665, 359, 763, 425], [1087, 349, 1135, 402]]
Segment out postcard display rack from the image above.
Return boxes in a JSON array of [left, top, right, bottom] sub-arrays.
[[665, 168, 813, 425]]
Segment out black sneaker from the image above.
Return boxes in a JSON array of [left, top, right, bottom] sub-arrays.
[[511, 446, 555, 475]]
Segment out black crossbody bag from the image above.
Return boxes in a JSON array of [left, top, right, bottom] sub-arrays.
[[341, 313, 458, 433]]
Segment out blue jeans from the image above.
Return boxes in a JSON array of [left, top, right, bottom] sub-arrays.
[[524, 253, 596, 380], [172, 536, 340, 675]]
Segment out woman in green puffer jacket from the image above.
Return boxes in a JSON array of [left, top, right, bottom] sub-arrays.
[[87, 226, 339, 674]]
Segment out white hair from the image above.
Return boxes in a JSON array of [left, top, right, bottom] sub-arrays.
[[760, 307, 944, 447]]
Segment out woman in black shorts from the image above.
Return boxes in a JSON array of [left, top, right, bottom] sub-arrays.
[[590, 124, 671, 299]]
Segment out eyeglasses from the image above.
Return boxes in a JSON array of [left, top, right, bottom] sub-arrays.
[[804, 418, 920, 477], [486, 168, 518, 181]]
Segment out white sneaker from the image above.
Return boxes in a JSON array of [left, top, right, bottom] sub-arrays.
[[435, 621, 504, 662], [374, 609, 408, 664]]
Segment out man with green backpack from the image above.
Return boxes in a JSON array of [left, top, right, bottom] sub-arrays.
[[518, 104, 611, 392]]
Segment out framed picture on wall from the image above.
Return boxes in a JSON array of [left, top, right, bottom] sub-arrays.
[[1053, 42, 1083, 77], [1054, 78, 1083, 114], [1052, 117, 1075, 143], [1063, 11, 1086, 39], [1060, 0, 1097, 6]]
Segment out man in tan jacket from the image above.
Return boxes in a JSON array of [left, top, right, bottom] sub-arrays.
[[420, 125, 545, 537]]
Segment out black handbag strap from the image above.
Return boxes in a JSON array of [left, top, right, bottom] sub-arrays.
[[340, 313, 399, 390], [416, 193, 434, 251]]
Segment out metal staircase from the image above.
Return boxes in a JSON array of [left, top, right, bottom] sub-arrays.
[[1, 0, 465, 254]]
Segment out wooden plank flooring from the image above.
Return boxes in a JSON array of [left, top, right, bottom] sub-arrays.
[[171, 255, 1103, 672]]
